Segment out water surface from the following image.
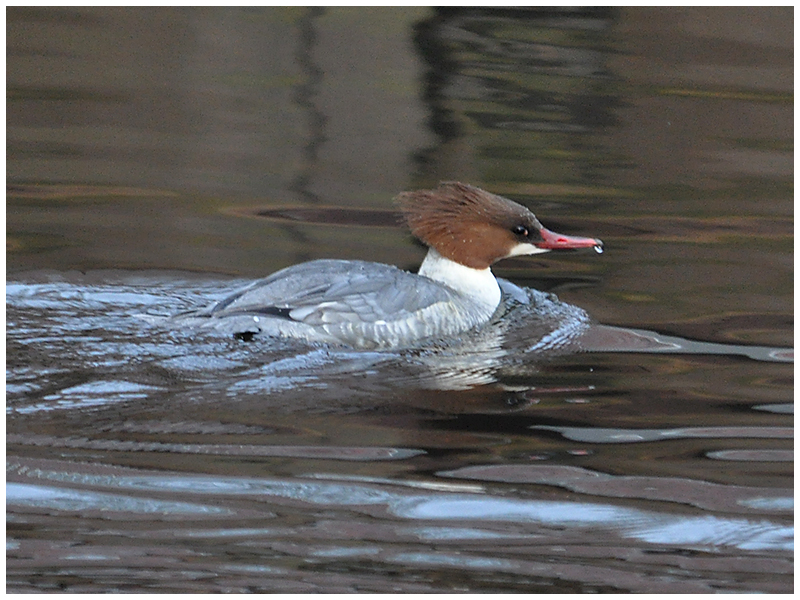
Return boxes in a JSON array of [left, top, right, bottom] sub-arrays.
[[7, 7, 793, 593]]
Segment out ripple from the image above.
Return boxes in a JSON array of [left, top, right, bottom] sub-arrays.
[[6, 482, 230, 516]]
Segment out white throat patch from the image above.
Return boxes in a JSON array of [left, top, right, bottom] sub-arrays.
[[506, 242, 551, 257]]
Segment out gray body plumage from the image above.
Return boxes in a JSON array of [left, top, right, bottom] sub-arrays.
[[178, 260, 498, 349]]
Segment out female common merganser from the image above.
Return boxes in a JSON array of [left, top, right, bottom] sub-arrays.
[[181, 182, 602, 349]]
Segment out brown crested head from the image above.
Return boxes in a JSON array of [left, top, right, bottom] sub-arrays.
[[395, 182, 547, 270]]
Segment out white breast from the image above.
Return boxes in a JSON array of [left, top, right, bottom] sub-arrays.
[[417, 248, 502, 315]]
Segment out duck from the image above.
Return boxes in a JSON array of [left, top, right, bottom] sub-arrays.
[[179, 182, 602, 349]]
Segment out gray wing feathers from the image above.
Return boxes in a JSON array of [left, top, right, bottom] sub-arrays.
[[210, 260, 453, 326]]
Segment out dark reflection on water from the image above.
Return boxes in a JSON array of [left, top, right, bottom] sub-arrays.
[[7, 6, 793, 594]]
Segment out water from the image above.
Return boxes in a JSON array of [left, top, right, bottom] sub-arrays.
[[7, 7, 793, 593]]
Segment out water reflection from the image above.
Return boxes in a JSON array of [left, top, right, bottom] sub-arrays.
[[8, 463, 792, 552], [534, 424, 793, 444], [7, 272, 793, 592], [8, 274, 791, 409], [7, 482, 231, 516], [440, 464, 792, 514]]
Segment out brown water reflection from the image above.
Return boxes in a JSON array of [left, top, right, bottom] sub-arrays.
[[7, 6, 793, 593]]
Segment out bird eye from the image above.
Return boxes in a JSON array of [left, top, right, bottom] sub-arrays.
[[512, 225, 528, 237]]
